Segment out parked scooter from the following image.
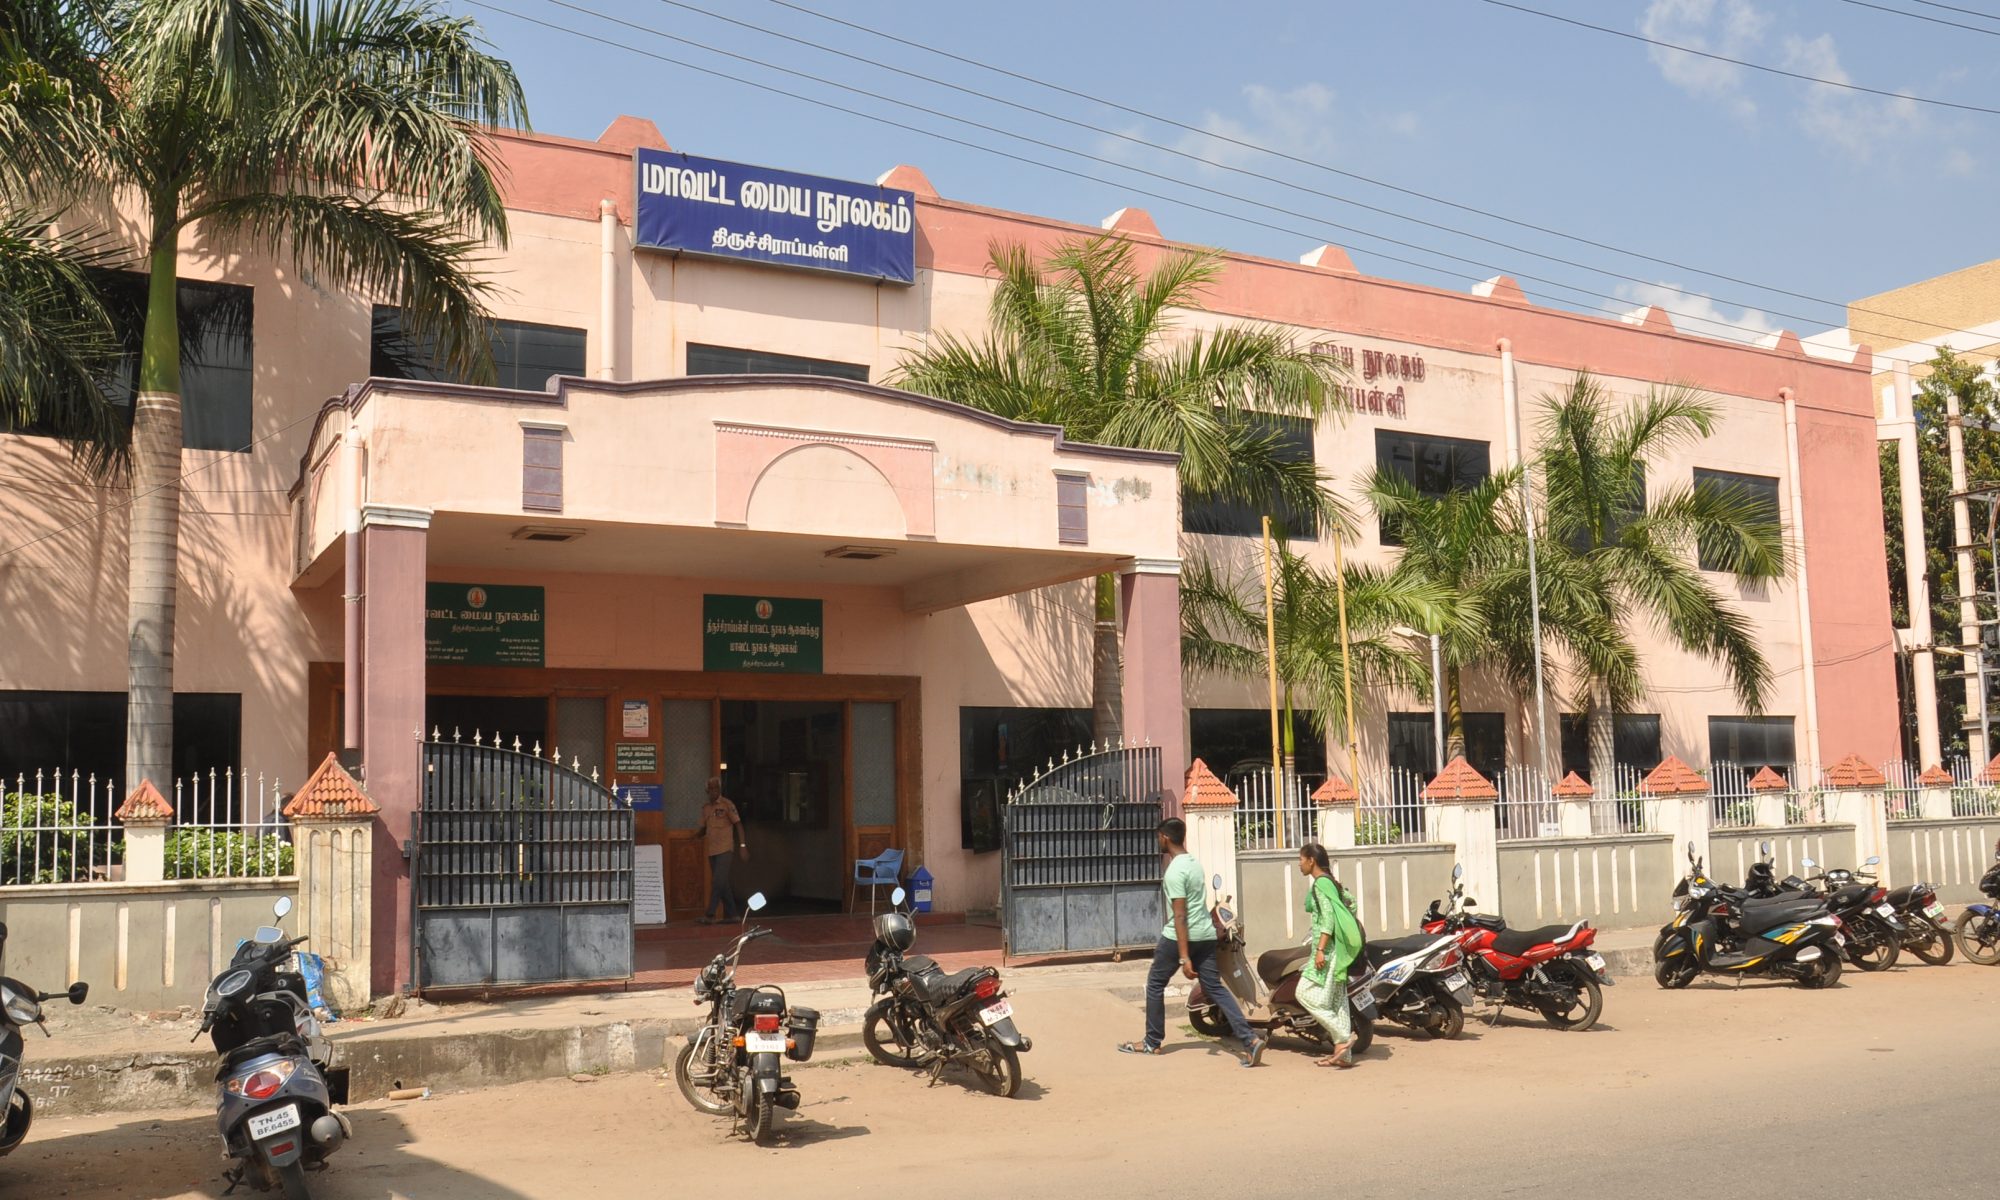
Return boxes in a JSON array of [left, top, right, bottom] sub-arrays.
[[1192, 873, 1380, 1055], [1882, 879, 1954, 965], [1654, 842, 1846, 988], [862, 887, 1031, 1097], [1953, 838, 2000, 965], [196, 896, 350, 1197], [672, 894, 821, 1144], [1421, 867, 1612, 1031], [0, 922, 89, 1157]]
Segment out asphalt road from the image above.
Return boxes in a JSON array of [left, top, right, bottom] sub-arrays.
[[11, 960, 1999, 1199]]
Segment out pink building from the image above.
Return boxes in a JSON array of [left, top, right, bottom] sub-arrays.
[[0, 118, 1896, 989]]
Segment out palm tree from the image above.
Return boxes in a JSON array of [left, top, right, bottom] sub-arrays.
[[1534, 373, 1788, 782], [1180, 538, 1448, 768], [894, 235, 1343, 743], [1, 0, 525, 788], [0, 216, 126, 463]]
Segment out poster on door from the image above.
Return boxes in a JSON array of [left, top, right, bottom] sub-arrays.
[[622, 700, 651, 739]]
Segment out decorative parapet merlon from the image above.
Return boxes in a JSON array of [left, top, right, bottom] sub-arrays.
[[1823, 754, 1886, 790], [114, 780, 174, 826], [1312, 776, 1358, 807], [1640, 756, 1709, 796], [1552, 771, 1594, 799], [283, 754, 380, 821], [1423, 757, 1497, 802], [1183, 758, 1240, 809]]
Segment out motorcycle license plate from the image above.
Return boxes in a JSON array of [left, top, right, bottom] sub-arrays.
[[1875, 904, 1896, 918], [979, 999, 1014, 1026], [247, 1105, 300, 1142], [1925, 901, 1947, 920], [1585, 953, 1607, 972], [744, 1031, 786, 1054], [1443, 971, 1472, 1001]]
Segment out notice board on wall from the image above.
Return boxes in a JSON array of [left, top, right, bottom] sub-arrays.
[[634, 844, 667, 926]]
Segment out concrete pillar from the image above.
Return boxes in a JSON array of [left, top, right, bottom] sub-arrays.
[[1824, 755, 1892, 882], [1749, 767, 1789, 829], [284, 754, 380, 1014], [114, 780, 174, 883], [1553, 771, 1593, 838], [1425, 758, 1499, 913], [358, 503, 431, 995], [1886, 363, 1941, 765], [1183, 760, 1239, 909], [1918, 764, 1953, 819], [1641, 757, 1712, 875], [1121, 560, 1187, 812], [1313, 777, 1357, 850]]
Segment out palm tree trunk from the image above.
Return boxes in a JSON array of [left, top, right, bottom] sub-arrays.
[[1091, 572, 1122, 746], [1587, 677, 1616, 788], [1280, 688, 1295, 771], [1444, 665, 1466, 765], [126, 238, 182, 791]]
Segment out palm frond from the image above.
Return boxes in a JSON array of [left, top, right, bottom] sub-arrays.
[[0, 214, 128, 470]]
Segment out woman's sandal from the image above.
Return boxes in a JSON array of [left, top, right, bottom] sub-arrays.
[[1117, 1041, 1160, 1055]]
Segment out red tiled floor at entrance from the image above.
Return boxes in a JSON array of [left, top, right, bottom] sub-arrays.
[[634, 914, 1005, 988]]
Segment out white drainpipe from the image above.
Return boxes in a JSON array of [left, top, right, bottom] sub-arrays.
[[599, 198, 619, 380], [1781, 387, 1822, 766], [341, 414, 364, 751]]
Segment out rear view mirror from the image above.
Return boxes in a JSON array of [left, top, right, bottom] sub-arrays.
[[253, 926, 284, 945], [1864, 856, 1881, 867], [1452, 864, 1464, 881], [273, 896, 293, 921], [1686, 841, 1696, 861], [67, 982, 89, 1006], [1212, 873, 1223, 890], [1759, 840, 1773, 857], [1801, 857, 1817, 871], [747, 893, 768, 912], [891, 887, 906, 906]]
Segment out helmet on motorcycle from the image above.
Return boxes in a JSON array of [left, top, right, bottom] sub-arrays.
[[873, 911, 916, 952], [1744, 861, 1776, 893]]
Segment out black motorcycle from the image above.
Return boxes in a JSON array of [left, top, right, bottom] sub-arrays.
[[0, 922, 89, 1158], [1883, 879, 1955, 965], [863, 887, 1031, 1097], [1953, 839, 2000, 965], [1655, 843, 1846, 988], [672, 893, 820, 1144], [1795, 855, 1901, 972]]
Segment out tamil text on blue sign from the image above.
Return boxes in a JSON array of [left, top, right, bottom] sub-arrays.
[[633, 149, 915, 285]]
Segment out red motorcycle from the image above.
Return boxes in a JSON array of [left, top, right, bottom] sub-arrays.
[[1420, 872, 1612, 1031]]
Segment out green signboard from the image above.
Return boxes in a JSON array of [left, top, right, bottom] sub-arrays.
[[615, 741, 658, 775], [426, 583, 545, 667], [703, 594, 824, 674]]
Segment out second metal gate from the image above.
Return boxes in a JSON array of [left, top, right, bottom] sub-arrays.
[[1001, 744, 1165, 957]]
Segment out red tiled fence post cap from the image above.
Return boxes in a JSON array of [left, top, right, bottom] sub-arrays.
[[1551, 771, 1594, 799], [1977, 755, 2000, 785], [1747, 766, 1789, 793], [1823, 754, 1887, 790], [282, 753, 381, 820], [1918, 764, 1954, 787], [1312, 776, 1358, 806], [1640, 756, 1709, 796], [1423, 756, 1498, 802], [1183, 758, 1240, 809], [114, 780, 174, 826]]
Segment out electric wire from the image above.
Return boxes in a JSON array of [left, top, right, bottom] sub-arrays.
[[1834, 0, 2000, 36]]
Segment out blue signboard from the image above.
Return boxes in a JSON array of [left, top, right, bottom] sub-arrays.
[[618, 785, 663, 812], [633, 149, 916, 285]]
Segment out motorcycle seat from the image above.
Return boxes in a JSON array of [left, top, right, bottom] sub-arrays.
[[912, 966, 991, 1005], [1256, 946, 1309, 983], [1736, 896, 1824, 932], [1884, 885, 1920, 907], [1490, 923, 1585, 956], [1358, 935, 1438, 967], [903, 955, 938, 975]]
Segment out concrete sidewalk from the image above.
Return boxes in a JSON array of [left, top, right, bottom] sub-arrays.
[[25, 925, 1664, 1117]]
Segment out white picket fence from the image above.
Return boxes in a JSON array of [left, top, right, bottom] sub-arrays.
[[1, 767, 292, 885]]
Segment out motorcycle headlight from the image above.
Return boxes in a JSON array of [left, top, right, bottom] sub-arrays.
[[2, 983, 41, 1026], [212, 969, 255, 1002]]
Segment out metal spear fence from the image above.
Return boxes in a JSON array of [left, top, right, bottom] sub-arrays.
[[1, 770, 123, 885]]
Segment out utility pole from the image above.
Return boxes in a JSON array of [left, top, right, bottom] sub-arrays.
[[1946, 390, 1986, 762]]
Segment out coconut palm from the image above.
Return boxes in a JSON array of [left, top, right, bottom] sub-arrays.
[[0, 0, 526, 788], [1534, 373, 1788, 782], [894, 235, 1344, 742]]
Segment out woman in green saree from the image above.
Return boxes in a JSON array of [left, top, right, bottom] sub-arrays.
[[1299, 842, 1363, 1067]]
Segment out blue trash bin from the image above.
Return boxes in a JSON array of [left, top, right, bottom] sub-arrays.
[[908, 866, 934, 914]]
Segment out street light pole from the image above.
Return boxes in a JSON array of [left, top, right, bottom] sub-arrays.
[[1394, 625, 1447, 774]]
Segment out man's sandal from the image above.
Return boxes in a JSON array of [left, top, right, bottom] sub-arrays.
[[1117, 1041, 1160, 1055]]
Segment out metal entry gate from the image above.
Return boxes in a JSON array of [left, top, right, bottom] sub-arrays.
[[1001, 744, 1165, 957], [415, 738, 635, 990]]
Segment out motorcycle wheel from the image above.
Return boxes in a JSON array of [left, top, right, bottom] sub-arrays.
[[862, 999, 938, 1068], [1908, 919, 1955, 965], [276, 1161, 312, 1200], [975, 1038, 1023, 1098], [673, 1039, 732, 1116], [1187, 1005, 1229, 1039], [1799, 947, 1843, 989], [1349, 1010, 1375, 1057], [1654, 957, 1696, 989], [1954, 910, 2000, 966], [1427, 999, 1465, 1041], [1847, 920, 1900, 972], [746, 1093, 773, 1146], [1539, 966, 1604, 1032]]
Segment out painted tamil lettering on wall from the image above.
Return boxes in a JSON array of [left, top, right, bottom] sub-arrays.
[[425, 583, 544, 667], [1310, 339, 1426, 419], [703, 594, 824, 674]]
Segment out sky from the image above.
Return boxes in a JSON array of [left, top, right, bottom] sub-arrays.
[[446, 0, 1997, 350]]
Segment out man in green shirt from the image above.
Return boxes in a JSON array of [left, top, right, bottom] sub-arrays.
[[1118, 818, 1266, 1065]]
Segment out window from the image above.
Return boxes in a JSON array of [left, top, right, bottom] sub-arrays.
[[1375, 430, 1490, 545], [686, 343, 869, 381], [1692, 468, 1780, 572], [1055, 472, 1088, 545], [3, 273, 254, 452], [1387, 711, 1504, 780], [958, 706, 1091, 852], [0, 691, 242, 802], [1707, 715, 1796, 772], [523, 426, 563, 512], [1182, 413, 1319, 538], [1565, 465, 1646, 554], [1189, 709, 1326, 777], [1558, 713, 1663, 781], [371, 306, 587, 391]]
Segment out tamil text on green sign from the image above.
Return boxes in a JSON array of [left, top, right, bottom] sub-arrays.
[[426, 583, 545, 667], [703, 595, 824, 673]]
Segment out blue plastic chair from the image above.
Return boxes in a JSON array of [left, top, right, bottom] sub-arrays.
[[854, 849, 904, 913]]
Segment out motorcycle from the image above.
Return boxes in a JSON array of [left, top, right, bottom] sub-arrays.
[[1953, 838, 2000, 965], [1882, 878, 1954, 965], [1421, 867, 1612, 1031], [862, 886, 1030, 1097], [1193, 872, 1380, 1056], [0, 922, 89, 1157], [196, 896, 350, 1198], [1655, 842, 1846, 989], [1795, 856, 1901, 972], [1350, 928, 1474, 1040], [672, 893, 820, 1143]]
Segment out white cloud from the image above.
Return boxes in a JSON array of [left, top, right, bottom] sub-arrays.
[[1615, 280, 1786, 345], [1640, 0, 1772, 121], [1778, 33, 1924, 159], [1169, 83, 1340, 173]]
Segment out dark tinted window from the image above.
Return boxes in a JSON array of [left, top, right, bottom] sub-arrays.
[[1692, 468, 1780, 573], [1558, 713, 1663, 780], [0, 691, 241, 797], [1376, 430, 1490, 545], [1189, 708, 1325, 777], [1707, 715, 1796, 771], [1387, 710, 1504, 780], [371, 306, 587, 391], [1565, 464, 1646, 554], [1056, 472, 1088, 545], [1183, 413, 1319, 539], [687, 343, 869, 381], [958, 706, 1091, 852]]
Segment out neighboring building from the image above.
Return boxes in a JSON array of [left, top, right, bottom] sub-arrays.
[[0, 117, 1897, 982]]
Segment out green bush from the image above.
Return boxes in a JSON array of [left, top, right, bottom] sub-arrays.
[[164, 829, 295, 879], [1, 792, 116, 885], [1355, 815, 1403, 846]]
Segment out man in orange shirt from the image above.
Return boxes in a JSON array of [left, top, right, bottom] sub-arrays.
[[701, 776, 748, 924]]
